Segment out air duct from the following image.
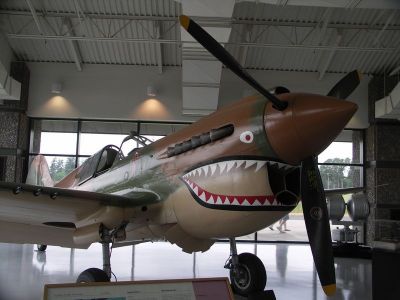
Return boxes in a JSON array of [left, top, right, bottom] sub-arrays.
[[0, 61, 21, 101], [375, 81, 400, 120]]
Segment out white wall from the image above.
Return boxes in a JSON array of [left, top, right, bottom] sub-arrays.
[[27, 63, 194, 122], [27, 62, 369, 128]]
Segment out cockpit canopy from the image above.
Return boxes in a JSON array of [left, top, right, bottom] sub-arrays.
[[119, 131, 154, 157], [77, 145, 119, 185], [76, 132, 156, 185]]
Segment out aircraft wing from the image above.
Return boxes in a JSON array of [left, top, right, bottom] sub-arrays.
[[0, 181, 160, 248]]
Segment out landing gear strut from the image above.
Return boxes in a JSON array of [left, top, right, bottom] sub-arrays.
[[76, 225, 115, 283], [225, 238, 267, 296]]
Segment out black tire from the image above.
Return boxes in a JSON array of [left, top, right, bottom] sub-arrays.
[[36, 244, 47, 252], [229, 252, 267, 296], [76, 268, 110, 283]]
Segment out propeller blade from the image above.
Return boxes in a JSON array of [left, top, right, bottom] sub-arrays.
[[327, 70, 362, 99], [179, 15, 287, 111], [301, 156, 336, 296]]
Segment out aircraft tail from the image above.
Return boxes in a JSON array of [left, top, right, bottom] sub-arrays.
[[26, 155, 54, 187]]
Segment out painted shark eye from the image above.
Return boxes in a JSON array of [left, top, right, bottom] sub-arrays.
[[240, 131, 254, 143]]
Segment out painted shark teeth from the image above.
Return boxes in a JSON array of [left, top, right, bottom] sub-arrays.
[[182, 159, 273, 180], [255, 161, 266, 172], [182, 159, 296, 181], [182, 177, 281, 207], [181, 159, 299, 207]]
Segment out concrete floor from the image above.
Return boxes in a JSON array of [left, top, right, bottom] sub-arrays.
[[0, 242, 371, 300]]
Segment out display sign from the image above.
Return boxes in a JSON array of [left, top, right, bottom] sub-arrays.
[[43, 277, 234, 300]]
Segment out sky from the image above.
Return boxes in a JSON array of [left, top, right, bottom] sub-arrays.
[[318, 142, 353, 163]]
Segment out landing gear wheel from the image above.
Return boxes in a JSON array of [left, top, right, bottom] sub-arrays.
[[76, 268, 110, 283], [229, 253, 267, 296], [36, 244, 47, 252]]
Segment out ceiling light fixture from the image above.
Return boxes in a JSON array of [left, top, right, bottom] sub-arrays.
[[147, 85, 157, 97], [51, 82, 62, 94]]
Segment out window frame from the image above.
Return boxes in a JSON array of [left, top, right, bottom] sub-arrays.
[[317, 128, 365, 195], [27, 117, 191, 171]]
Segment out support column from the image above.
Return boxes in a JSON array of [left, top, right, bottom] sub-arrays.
[[352, 130, 363, 187], [366, 74, 400, 245], [0, 62, 30, 183]]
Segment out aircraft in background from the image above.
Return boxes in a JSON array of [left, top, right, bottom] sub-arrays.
[[0, 15, 361, 297]]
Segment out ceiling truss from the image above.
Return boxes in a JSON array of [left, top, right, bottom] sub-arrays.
[[1, 2, 399, 75]]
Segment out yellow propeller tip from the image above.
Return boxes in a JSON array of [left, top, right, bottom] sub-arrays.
[[323, 284, 336, 296], [180, 15, 190, 29]]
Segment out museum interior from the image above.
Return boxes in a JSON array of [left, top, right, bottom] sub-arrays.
[[0, 1, 400, 300]]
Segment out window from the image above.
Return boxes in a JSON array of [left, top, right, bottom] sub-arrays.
[[28, 155, 76, 182], [79, 121, 138, 155], [28, 119, 190, 183], [318, 130, 363, 190], [29, 120, 78, 182], [256, 129, 364, 243], [40, 132, 77, 155]]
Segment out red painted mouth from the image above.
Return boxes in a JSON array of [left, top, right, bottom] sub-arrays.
[[180, 159, 298, 209], [183, 177, 277, 206]]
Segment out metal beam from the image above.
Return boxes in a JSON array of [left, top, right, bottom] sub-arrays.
[[1, 9, 400, 31], [62, 18, 82, 71], [239, 25, 252, 67], [317, 8, 333, 45], [24, 0, 44, 35], [373, 11, 396, 46], [318, 30, 343, 79], [7, 33, 396, 53], [275, 0, 289, 6], [155, 21, 163, 74]]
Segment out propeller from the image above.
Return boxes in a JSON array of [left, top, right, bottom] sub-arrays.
[[180, 15, 361, 297], [179, 15, 287, 111], [300, 70, 360, 296], [301, 156, 336, 296], [327, 70, 361, 99]]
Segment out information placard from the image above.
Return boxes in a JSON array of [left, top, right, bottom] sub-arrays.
[[43, 277, 234, 300]]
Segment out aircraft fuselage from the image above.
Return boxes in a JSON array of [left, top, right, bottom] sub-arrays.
[[60, 92, 356, 251]]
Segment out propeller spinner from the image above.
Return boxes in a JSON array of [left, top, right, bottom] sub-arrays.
[[180, 14, 360, 296]]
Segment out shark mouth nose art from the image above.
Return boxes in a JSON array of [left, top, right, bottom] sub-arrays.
[[181, 158, 299, 211]]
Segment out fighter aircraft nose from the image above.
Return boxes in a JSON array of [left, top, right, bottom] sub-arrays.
[[264, 93, 358, 165]]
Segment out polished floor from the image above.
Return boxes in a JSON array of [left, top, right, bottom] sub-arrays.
[[0, 242, 371, 300]]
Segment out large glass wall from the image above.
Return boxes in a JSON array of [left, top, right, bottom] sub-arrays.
[[318, 130, 364, 190], [28, 119, 364, 243], [257, 129, 364, 243], [29, 119, 189, 182], [30, 120, 78, 181]]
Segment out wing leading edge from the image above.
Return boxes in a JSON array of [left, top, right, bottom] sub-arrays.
[[0, 181, 160, 248]]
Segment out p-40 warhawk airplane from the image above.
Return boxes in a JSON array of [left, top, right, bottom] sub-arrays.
[[0, 16, 360, 297]]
